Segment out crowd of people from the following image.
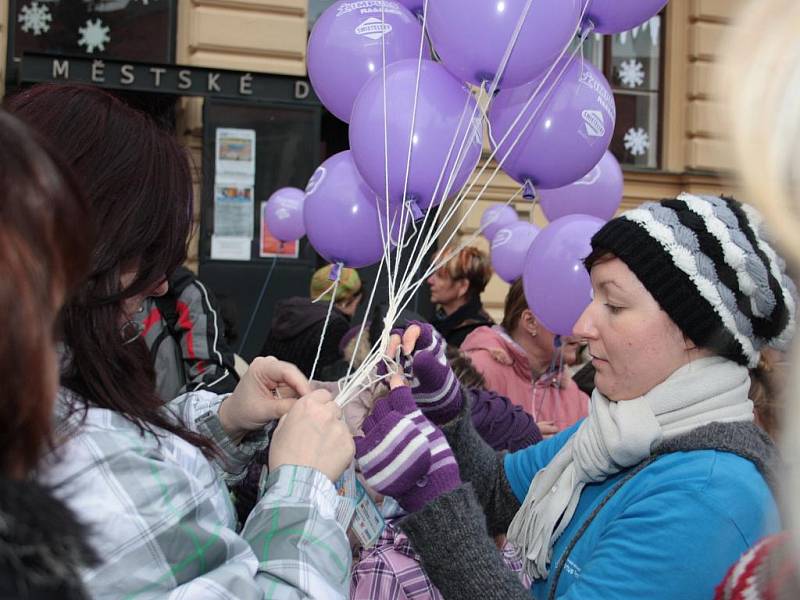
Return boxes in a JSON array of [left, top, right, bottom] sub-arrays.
[[1, 1, 799, 598]]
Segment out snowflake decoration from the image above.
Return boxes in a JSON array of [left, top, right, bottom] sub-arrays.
[[618, 59, 645, 88], [623, 127, 650, 157], [18, 2, 52, 36], [78, 18, 110, 54]]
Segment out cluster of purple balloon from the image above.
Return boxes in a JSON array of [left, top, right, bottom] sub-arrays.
[[264, 151, 405, 269], [299, 0, 667, 276], [481, 148, 624, 335]]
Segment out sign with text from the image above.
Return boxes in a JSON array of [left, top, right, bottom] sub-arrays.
[[19, 53, 318, 103]]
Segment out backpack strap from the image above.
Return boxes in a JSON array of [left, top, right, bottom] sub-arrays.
[[547, 421, 779, 599]]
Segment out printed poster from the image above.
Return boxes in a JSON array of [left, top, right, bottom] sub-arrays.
[[215, 128, 256, 181], [260, 201, 299, 258]]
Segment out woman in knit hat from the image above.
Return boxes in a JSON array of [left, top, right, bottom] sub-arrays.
[[351, 192, 795, 600]]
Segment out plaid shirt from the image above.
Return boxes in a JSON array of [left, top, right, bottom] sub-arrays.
[[351, 519, 530, 599], [42, 388, 351, 599]]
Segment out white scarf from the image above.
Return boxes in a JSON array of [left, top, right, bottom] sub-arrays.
[[507, 356, 753, 580]]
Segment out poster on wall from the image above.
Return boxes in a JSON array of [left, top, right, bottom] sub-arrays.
[[215, 128, 256, 181], [211, 184, 253, 260], [210, 235, 251, 261], [260, 201, 299, 258]]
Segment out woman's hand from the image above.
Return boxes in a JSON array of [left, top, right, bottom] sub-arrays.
[[219, 356, 312, 442], [385, 322, 463, 424], [269, 389, 355, 483]]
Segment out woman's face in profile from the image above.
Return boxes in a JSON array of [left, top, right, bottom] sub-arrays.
[[573, 257, 697, 401]]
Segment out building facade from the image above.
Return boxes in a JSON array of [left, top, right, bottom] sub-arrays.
[[0, 0, 746, 326]]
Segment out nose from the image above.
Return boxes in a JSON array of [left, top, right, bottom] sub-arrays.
[[572, 301, 597, 340], [151, 278, 169, 298], [426, 274, 435, 286]]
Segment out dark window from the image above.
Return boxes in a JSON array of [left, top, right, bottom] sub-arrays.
[[9, 0, 177, 69], [580, 11, 665, 168]]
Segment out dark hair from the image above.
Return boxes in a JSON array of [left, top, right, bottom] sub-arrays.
[[501, 279, 529, 333], [0, 110, 91, 475], [6, 84, 214, 455]]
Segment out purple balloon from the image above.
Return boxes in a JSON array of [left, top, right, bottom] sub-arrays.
[[539, 151, 623, 222], [350, 58, 482, 212], [426, 0, 582, 88], [481, 204, 519, 241], [264, 187, 306, 242], [308, 1, 427, 123], [489, 57, 616, 190], [586, 0, 668, 35], [491, 221, 540, 284], [304, 151, 403, 268], [523, 214, 604, 336], [396, 0, 423, 15]]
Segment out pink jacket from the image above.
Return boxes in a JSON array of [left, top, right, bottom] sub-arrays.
[[461, 325, 589, 431]]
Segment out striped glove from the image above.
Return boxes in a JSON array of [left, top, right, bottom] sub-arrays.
[[354, 386, 460, 513], [389, 322, 463, 424]]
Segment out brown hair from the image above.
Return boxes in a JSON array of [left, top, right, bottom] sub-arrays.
[[435, 245, 493, 296], [6, 84, 215, 456], [0, 110, 91, 476], [749, 350, 787, 440], [501, 279, 529, 334], [445, 345, 487, 390]]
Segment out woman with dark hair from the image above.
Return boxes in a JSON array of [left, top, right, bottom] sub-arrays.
[[355, 194, 793, 600], [0, 110, 95, 598], [8, 84, 355, 599]]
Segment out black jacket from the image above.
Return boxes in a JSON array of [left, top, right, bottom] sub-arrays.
[[0, 478, 96, 600], [431, 295, 494, 348], [260, 297, 350, 378]]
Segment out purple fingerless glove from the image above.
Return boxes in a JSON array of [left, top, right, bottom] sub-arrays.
[[379, 321, 464, 425], [355, 386, 461, 513]]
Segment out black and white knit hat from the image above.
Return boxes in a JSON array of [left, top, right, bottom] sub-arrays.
[[588, 193, 796, 367]]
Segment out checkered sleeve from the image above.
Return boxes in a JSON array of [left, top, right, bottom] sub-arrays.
[[168, 390, 272, 485], [241, 465, 352, 599], [51, 406, 349, 599]]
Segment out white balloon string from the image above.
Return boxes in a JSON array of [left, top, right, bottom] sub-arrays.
[[336, 2, 590, 408], [343, 253, 386, 383], [309, 264, 342, 382]]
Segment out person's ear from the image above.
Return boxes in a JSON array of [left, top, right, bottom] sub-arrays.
[[521, 310, 538, 337], [455, 278, 470, 299], [682, 334, 698, 351]]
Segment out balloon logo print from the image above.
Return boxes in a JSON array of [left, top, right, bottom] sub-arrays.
[[491, 228, 513, 249], [575, 164, 601, 186], [581, 110, 605, 138], [355, 18, 393, 40], [305, 167, 326, 195]]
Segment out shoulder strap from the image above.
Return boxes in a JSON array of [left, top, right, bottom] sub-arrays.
[[154, 294, 180, 338], [547, 421, 779, 599]]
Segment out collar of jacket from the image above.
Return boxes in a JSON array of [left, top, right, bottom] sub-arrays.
[[0, 476, 96, 598]]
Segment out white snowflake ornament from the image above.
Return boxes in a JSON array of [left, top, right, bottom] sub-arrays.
[[18, 2, 52, 36], [618, 59, 645, 88], [623, 127, 650, 157], [78, 18, 111, 54]]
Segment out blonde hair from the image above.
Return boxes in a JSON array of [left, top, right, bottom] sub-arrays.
[[720, 0, 800, 552], [721, 0, 800, 262], [434, 245, 493, 296]]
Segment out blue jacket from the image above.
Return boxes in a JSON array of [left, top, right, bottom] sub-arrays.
[[504, 423, 780, 599]]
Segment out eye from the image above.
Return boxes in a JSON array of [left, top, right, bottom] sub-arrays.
[[604, 303, 624, 315]]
